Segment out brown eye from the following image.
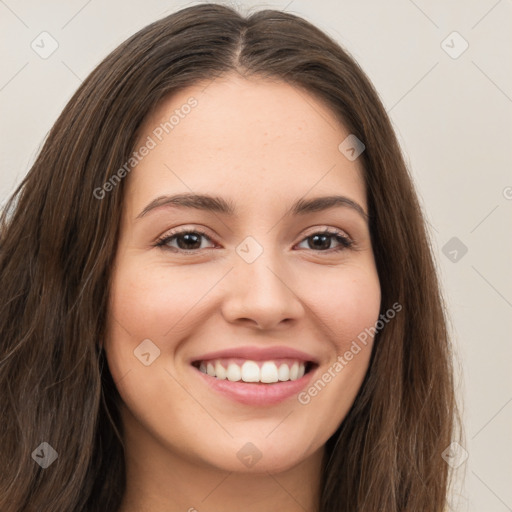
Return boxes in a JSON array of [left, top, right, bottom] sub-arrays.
[[296, 230, 353, 252], [156, 229, 215, 252]]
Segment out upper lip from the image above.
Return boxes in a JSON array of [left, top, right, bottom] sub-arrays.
[[190, 346, 319, 364]]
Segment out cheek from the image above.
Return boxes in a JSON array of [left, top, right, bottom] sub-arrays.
[[108, 260, 208, 337], [305, 264, 381, 351], [104, 261, 172, 381]]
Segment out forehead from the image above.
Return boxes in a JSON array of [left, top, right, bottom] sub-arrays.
[[126, 74, 367, 215]]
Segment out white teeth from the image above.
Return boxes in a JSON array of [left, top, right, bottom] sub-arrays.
[[215, 361, 227, 380], [260, 362, 279, 383], [289, 362, 299, 381], [277, 363, 290, 381], [197, 359, 307, 383], [226, 363, 242, 382], [206, 362, 216, 377], [241, 361, 260, 382]]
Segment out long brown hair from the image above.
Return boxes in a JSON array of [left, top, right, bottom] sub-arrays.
[[0, 4, 461, 510]]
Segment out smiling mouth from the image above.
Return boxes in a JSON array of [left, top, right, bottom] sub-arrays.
[[191, 358, 316, 384]]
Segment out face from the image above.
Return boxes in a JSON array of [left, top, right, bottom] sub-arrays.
[[104, 73, 381, 474]]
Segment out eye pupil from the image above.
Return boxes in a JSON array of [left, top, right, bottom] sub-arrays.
[[310, 234, 331, 250], [177, 233, 202, 250]]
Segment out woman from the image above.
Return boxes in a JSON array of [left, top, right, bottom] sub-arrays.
[[0, 3, 461, 511]]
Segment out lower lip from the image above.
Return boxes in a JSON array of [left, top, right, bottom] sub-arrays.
[[193, 366, 317, 406]]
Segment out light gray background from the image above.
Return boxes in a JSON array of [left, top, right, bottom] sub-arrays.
[[1, 1, 511, 510]]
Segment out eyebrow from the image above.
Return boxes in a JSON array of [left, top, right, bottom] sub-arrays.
[[136, 193, 369, 222]]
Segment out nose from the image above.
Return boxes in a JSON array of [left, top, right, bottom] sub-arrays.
[[220, 249, 305, 330]]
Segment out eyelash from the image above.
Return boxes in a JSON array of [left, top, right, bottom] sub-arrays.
[[155, 227, 354, 254]]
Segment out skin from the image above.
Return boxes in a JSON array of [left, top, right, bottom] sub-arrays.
[[104, 73, 381, 512]]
